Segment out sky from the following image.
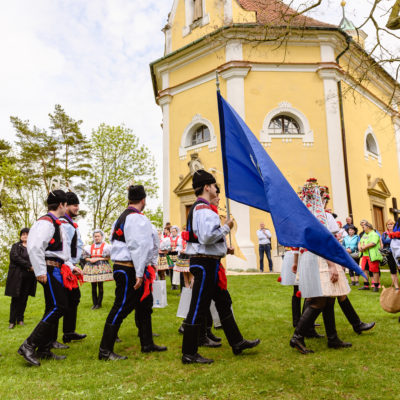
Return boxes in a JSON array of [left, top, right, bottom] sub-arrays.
[[0, 0, 399, 218]]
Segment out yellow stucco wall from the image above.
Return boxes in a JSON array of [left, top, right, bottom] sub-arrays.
[[169, 48, 226, 88], [342, 81, 400, 226], [243, 42, 322, 64]]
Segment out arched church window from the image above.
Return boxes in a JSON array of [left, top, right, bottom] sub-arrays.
[[268, 115, 301, 135], [366, 133, 378, 155], [189, 125, 210, 146]]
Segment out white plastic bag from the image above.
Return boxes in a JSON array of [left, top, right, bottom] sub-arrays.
[[152, 280, 168, 308], [176, 287, 192, 318]]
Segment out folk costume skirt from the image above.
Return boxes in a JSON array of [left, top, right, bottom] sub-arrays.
[[280, 251, 296, 286], [83, 261, 113, 283], [298, 251, 350, 298], [157, 254, 169, 271], [174, 254, 190, 273]]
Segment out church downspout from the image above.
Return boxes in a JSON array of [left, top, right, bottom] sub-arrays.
[[336, 35, 352, 217]]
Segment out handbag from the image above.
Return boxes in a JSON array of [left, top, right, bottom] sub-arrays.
[[380, 285, 400, 313], [350, 251, 360, 259]]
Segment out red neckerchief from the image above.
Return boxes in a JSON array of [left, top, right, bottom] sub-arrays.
[[140, 265, 156, 302], [60, 264, 83, 290]]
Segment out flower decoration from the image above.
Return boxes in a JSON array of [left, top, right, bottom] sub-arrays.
[[115, 228, 123, 236]]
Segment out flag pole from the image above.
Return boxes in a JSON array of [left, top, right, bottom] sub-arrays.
[[216, 71, 232, 247]]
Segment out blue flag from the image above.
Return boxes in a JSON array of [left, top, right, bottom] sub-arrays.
[[217, 91, 365, 277]]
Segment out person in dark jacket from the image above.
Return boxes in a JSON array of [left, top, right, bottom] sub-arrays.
[[5, 228, 37, 329]]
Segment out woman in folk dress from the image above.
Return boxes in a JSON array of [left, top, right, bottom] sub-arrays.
[[82, 229, 113, 309], [157, 229, 170, 280]]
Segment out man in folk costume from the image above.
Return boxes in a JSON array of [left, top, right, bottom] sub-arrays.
[[98, 185, 167, 360], [52, 191, 86, 346], [181, 170, 234, 364], [18, 190, 80, 366], [198, 186, 261, 353], [82, 229, 113, 309]]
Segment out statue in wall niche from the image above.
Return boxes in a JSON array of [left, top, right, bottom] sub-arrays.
[[188, 153, 204, 175], [387, 0, 400, 29], [193, 0, 203, 22]]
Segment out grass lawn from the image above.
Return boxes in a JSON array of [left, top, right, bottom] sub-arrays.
[[0, 273, 398, 400]]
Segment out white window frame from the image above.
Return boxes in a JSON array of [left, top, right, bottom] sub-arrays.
[[364, 126, 382, 166], [182, 0, 210, 37], [179, 114, 217, 160], [260, 101, 314, 146]]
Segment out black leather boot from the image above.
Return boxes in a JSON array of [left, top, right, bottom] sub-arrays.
[[99, 323, 127, 360], [220, 313, 260, 355], [51, 321, 69, 349], [37, 340, 67, 361], [182, 323, 213, 364], [63, 332, 87, 343], [338, 297, 375, 334], [18, 321, 53, 366], [199, 318, 221, 348], [139, 317, 167, 353], [302, 301, 324, 339], [292, 295, 301, 328], [323, 300, 352, 349], [206, 328, 222, 343], [290, 306, 321, 354]]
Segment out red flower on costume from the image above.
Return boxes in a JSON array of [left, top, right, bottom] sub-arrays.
[[181, 231, 189, 241], [277, 276, 282, 282], [296, 291, 302, 298], [73, 222, 78, 228], [389, 232, 400, 239], [49, 238, 55, 244], [115, 228, 123, 236], [55, 219, 61, 225]]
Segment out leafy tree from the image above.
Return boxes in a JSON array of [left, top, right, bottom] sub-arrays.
[[11, 105, 91, 197], [87, 124, 158, 234], [144, 205, 163, 228], [49, 104, 91, 191]]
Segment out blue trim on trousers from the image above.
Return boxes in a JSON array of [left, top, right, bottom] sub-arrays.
[[42, 271, 58, 322], [190, 265, 206, 325], [112, 270, 128, 325]]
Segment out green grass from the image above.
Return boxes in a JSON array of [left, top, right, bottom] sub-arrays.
[[0, 273, 398, 400]]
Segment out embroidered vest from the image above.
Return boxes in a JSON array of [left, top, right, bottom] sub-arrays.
[[91, 243, 106, 257], [39, 214, 63, 252], [112, 207, 141, 242], [185, 199, 223, 244], [60, 215, 78, 258]]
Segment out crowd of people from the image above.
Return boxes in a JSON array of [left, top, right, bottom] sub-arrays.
[[4, 171, 400, 365]]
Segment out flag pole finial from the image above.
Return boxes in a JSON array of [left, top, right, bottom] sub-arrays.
[[216, 71, 220, 92]]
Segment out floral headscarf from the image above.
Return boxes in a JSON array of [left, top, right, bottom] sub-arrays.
[[299, 179, 328, 227]]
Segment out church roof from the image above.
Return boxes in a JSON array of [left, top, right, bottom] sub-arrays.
[[237, 0, 334, 28]]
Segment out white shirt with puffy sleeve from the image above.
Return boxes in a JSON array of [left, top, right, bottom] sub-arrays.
[[110, 212, 154, 278]]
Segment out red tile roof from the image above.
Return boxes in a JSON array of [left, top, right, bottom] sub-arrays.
[[237, 0, 334, 28]]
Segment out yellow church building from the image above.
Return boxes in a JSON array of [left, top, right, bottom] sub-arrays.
[[150, 0, 400, 270]]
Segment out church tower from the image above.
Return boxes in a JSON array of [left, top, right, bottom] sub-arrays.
[[151, 0, 400, 270]]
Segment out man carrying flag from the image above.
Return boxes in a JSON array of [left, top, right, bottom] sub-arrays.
[[181, 170, 234, 364]]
